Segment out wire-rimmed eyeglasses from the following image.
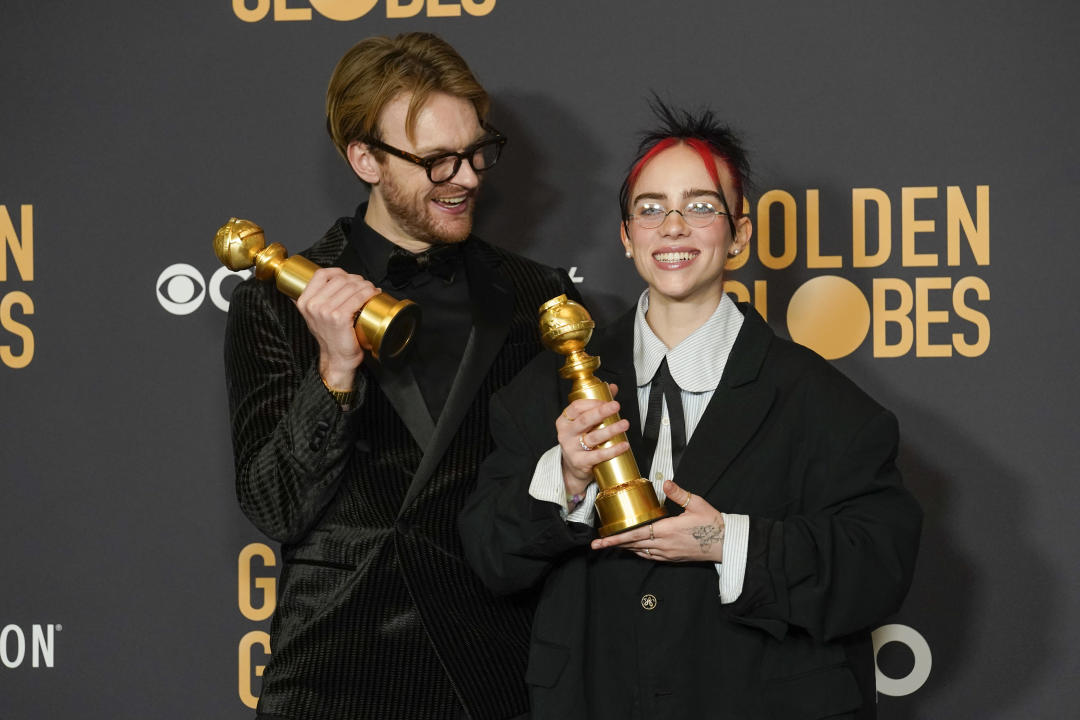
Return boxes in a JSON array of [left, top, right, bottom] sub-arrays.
[[363, 126, 507, 184], [628, 200, 733, 230]]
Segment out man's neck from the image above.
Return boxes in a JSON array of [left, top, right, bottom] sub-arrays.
[[363, 195, 432, 253]]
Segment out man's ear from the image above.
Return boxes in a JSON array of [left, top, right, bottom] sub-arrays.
[[347, 141, 381, 184]]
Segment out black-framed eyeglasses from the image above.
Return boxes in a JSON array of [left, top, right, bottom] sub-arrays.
[[363, 125, 507, 184], [628, 200, 732, 230]]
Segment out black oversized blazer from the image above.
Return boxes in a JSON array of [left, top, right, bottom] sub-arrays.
[[460, 300, 922, 720], [224, 216, 576, 720]]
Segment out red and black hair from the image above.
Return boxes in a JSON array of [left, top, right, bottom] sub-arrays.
[[619, 99, 751, 235]]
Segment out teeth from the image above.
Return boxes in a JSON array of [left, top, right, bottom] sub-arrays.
[[653, 251, 697, 262], [435, 196, 465, 206]]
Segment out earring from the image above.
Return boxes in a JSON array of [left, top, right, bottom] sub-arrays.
[[728, 248, 741, 257], [625, 250, 633, 258]]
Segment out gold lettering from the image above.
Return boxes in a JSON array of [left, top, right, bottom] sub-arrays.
[[273, 0, 312, 20], [915, 277, 952, 357], [238, 631, 271, 709], [238, 543, 277, 621], [901, 186, 938, 267], [233, 0, 271, 21], [947, 185, 989, 266], [805, 190, 841, 269], [756, 190, 797, 270], [1, 291, 34, 369], [387, 0, 424, 17], [461, 0, 495, 14], [952, 276, 990, 356], [310, 0, 378, 20], [872, 278, 913, 357], [427, 0, 461, 16], [852, 188, 891, 268], [0, 205, 33, 282]]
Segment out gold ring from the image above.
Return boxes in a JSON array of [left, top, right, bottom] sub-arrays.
[[578, 433, 593, 452], [562, 409, 576, 422], [680, 492, 693, 509]]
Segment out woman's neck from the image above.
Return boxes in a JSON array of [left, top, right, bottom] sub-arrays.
[[644, 288, 723, 349]]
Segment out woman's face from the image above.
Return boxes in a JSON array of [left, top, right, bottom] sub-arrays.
[[621, 143, 750, 309]]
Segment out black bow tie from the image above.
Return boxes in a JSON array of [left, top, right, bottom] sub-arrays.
[[384, 244, 461, 289]]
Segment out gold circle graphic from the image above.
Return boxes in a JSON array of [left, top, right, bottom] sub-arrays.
[[309, 0, 379, 21], [786, 275, 870, 359]]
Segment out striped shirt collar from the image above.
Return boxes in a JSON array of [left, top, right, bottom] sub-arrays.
[[633, 290, 745, 392]]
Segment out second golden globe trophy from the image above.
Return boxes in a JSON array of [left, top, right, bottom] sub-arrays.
[[539, 294, 666, 537], [213, 217, 420, 362]]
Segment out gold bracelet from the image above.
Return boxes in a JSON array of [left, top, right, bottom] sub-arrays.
[[320, 375, 355, 408]]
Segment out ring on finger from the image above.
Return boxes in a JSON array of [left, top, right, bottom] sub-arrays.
[[680, 492, 693, 509], [562, 409, 576, 422], [645, 548, 652, 557], [578, 433, 593, 451]]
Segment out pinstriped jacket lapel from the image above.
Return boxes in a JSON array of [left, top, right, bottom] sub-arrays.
[[399, 239, 514, 513]]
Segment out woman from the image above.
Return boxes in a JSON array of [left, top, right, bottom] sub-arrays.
[[460, 103, 921, 720]]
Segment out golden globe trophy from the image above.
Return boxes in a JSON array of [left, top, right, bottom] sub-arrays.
[[213, 217, 420, 362], [539, 294, 666, 537]]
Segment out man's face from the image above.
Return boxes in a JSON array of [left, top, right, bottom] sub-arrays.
[[368, 91, 486, 248]]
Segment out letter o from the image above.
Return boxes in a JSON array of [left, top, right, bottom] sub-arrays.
[[1, 625, 26, 668], [210, 265, 252, 312], [309, 0, 379, 20], [873, 623, 932, 696]]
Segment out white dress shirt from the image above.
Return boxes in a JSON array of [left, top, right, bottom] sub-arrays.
[[528, 290, 750, 603]]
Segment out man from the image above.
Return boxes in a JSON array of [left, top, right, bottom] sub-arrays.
[[224, 32, 576, 720], [460, 102, 921, 719]]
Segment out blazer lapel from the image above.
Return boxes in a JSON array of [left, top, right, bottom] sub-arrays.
[[673, 305, 776, 507], [336, 232, 436, 450], [399, 240, 514, 513]]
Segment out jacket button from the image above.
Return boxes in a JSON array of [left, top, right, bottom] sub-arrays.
[[641, 594, 657, 611]]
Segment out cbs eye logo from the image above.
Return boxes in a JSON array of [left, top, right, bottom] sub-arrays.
[[156, 263, 251, 315]]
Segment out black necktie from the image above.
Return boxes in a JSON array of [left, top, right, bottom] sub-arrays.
[[384, 244, 460, 289], [640, 357, 687, 473]]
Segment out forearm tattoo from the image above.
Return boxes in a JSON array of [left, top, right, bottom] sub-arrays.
[[689, 520, 725, 553]]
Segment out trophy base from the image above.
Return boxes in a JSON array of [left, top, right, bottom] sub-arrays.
[[358, 296, 421, 363], [595, 478, 667, 537]]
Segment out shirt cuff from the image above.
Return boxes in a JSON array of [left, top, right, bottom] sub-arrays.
[[715, 513, 749, 604], [527, 445, 597, 523]]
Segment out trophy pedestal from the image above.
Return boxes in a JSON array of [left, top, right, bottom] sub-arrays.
[[595, 478, 668, 537]]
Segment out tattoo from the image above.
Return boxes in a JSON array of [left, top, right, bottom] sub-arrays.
[[689, 521, 725, 553]]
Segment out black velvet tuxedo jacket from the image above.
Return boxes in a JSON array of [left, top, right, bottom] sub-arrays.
[[224, 216, 575, 720], [460, 301, 922, 720]]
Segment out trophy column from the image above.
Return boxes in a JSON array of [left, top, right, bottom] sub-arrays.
[[539, 294, 666, 537], [213, 217, 420, 362]]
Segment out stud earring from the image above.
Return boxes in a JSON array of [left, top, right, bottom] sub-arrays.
[[729, 248, 741, 257], [625, 250, 633, 258]]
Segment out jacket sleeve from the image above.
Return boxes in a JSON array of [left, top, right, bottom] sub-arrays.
[[725, 393, 923, 643], [460, 368, 594, 596], [223, 279, 361, 543]]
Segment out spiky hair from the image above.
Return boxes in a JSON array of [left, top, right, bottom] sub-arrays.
[[618, 98, 751, 225]]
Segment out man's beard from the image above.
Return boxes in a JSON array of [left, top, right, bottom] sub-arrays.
[[380, 174, 477, 246]]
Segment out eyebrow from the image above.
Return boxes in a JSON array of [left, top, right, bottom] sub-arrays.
[[414, 129, 491, 158], [632, 188, 724, 206]]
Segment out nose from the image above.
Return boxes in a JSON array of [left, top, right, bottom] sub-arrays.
[[447, 157, 480, 189], [659, 209, 690, 236]]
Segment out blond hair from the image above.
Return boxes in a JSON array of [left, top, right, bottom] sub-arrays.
[[326, 32, 490, 159]]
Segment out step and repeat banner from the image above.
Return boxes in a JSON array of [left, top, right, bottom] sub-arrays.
[[2, 2, 1077, 718]]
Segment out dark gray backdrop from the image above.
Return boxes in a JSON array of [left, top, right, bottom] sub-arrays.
[[2, 1, 1078, 717]]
